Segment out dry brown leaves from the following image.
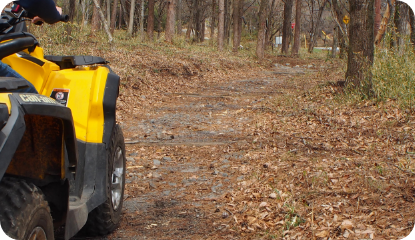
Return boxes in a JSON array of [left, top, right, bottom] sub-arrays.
[[215, 68, 415, 239]]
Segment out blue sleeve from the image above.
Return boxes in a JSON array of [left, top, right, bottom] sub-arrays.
[[14, 0, 61, 24]]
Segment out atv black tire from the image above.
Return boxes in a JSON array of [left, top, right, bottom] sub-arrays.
[[83, 124, 126, 236], [0, 177, 54, 240]]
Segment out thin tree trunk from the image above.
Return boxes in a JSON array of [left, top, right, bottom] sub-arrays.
[[120, 0, 129, 28], [331, 0, 347, 58], [308, 0, 327, 53], [224, 0, 231, 45], [281, 0, 293, 54], [147, 0, 155, 40], [177, 0, 182, 34], [218, 0, 225, 50], [256, 0, 268, 59], [110, 0, 119, 33], [119, 2, 122, 28], [375, 0, 396, 45], [92, 0, 102, 32], [410, 7, 415, 51], [92, 0, 114, 42], [165, 0, 176, 43], [291, 0, 301, 56], [346, 0, 374, 89], [232, 0, 240, 52], [374, 0, 381, 37], [265, 0, 276, 50], [332, 27, 338, 58], [186, 0, 196, 40], [139, 0, 144, 41], [210, 0, 216, 41], [107, 0, 111, 24], [127, 0, 136, 37]]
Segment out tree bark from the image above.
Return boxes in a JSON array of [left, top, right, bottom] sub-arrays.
[[92, 0, 114, 42], [374, 0, 381, 37], [291, 0, 301, 56], [375, 0, 396, 45], [127, 0, 136, 37], [165, 0, 176, 43], [92, 0, 102, 32], [332, 27, 338, 58], [147, 0, 155, 40], [346, 0, 374, 90], [256, 0, 268, 59], [139, 0, 145, 41], [232, 0, 240, 52], [177, 0, 182, 34], [107, 0, 111, 24], [393, 1, 408, 47], [281, 0, 293, 54], [210, 0, 216, 41], [410, 6, 415, 51], [110, 0, 119, 33], [218, 0, 225, 50]]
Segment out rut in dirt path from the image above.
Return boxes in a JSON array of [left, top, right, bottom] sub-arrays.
[[106, 67, 308, 239]]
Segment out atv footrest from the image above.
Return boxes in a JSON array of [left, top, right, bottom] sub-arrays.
[[44, 55, 107, 69]]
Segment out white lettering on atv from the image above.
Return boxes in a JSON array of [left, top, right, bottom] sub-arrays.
[[20, 94, 58, 104]]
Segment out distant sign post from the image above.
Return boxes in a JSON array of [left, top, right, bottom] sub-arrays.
[[343, 15, 350, 24], [291, 23, 295, 29]]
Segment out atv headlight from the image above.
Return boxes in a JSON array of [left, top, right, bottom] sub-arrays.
[[0, 103, 8, 128]]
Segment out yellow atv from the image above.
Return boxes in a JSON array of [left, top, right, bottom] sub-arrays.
[[0, 5, 126, 240]]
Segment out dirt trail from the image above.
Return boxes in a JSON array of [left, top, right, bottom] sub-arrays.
[[100, 65, 311, 239]]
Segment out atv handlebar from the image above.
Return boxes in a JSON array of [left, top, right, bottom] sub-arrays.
[[34, 14, 70, 26], [0, 37, 35, 59]]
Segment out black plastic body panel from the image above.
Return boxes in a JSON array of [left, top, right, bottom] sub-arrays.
[[102, 72, 119, 148], [0, 95, 26, 180], [44, 55, 107, 69], [0, 77, 29, 91]]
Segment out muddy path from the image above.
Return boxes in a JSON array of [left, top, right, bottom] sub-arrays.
[[100, 66, 312, 239]]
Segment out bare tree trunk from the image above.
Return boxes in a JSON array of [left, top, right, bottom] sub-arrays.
[[218, 0, 225, 50], [81, 0, 87, 26], [346, 0, 374, 90], [256, 0, 268, 59], [232, 0, 240, 52], [107, 0, 111, 24], [92, 0, 114, 42], [92, 0, 102, 32], [374, 0, 381, 37], [224, 0, 231, 45], [291, 0, 301, 56], [265, 0, 276, 50], [177, 0, 182, 34], [393, 1, 408, 47], [375, 0, 396, 45], [308, 0, 327, 53], [147, 0, 155, 40], [139, 0, 145, 41], [281, 0, 293, 54], [165, 0, 176, 43], [210, 0, 216, 41], [127, 0, 136, 37], [110, 0, 119, 33], [410, 7, 415, 51], [331, 0, 347, 58], [186, 0, 196, 40], [120, 0, 129, 28], [332, 27, 338, 58], [119, 2, 122, 28]]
